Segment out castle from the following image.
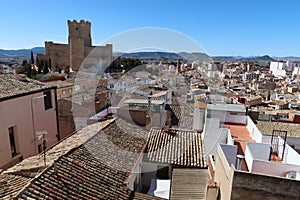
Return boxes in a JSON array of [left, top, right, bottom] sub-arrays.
[[37, 20, 112, 72]]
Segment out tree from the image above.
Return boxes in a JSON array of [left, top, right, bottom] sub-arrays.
[[22, 60, 28, 67], [64, 65, 70, 74], [43, 61, 49, 74], [25, 65, 32, 78], [38, 60, 44, 74], [30, 51, 34, 65], [36, 56, 39, 66], [48, 58, 52, 71]]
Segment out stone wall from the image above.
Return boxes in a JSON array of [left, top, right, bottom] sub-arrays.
[[37, 20, 112, 72], [45, 42, 70, 72], [232, 171, 300, 200]]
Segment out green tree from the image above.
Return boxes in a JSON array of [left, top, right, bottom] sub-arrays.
[[64, 65, 70, 74], [30, 51, 34, 65], [43, 61, 49, 74], [25, 65, 32, 78], [22, 60, 28, 67], [38, 60, 44, 74], [31, 67, 37, 78], [48, 58, 52, 71]]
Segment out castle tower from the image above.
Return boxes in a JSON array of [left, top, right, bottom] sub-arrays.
[[68, 20, 92, 47]]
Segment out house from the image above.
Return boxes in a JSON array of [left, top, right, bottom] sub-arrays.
[[0, 74, 59, 169], [143, 127, 207, 199], [238, 96, 262, 107], [209, 116, 300, 199], [0, 118, 152, 199]]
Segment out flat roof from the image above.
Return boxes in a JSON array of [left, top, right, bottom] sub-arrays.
[[207, 104, 246, 113], [125, 99, 165, 105]]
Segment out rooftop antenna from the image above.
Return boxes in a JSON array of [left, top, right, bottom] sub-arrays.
[[36, 130, 48, 166]]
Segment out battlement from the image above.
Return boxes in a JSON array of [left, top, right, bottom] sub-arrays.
[[68, 19, 92, 47], [67, 19, 91, 26]]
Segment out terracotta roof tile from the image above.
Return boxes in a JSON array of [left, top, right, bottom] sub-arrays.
[[0, 74, 55, 100], [146, 128, 206, 168], [0, 174, 31, 199], [14, 118, 148, 199]]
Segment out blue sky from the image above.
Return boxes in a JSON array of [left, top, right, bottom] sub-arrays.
[[1, 0, 300, 56]]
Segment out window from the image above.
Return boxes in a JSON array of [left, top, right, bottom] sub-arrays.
[[62, 89, 66, 95], [44, 90, 52, 110], [68, 88, 72, 93], [9, 127, 17, 157]]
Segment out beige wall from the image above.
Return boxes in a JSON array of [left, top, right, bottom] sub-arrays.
[[214, 146, 235, 200], [0, 90, 58, 169], [57, 85, 74, 99]]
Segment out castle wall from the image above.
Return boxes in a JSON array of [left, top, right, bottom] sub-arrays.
[[38, 20, 112, 72], [45, 42, 70, 71], [69, 38, 85, 71]]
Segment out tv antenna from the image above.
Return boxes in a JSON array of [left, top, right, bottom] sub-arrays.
[[36, 130, 48, 166]]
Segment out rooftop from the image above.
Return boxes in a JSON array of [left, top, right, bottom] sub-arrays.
[[146, 128, 206, 168], [257, 121, 300, 137], [0, 74, 56, 101], [224, 123, 254, 171], [4, 119, 114, 174], [14, 118, 148, 199], [125, 99, 165, 105], [207, 104, 246, 113], [170, 169, 208, 200], [0, 174, 31, 199]]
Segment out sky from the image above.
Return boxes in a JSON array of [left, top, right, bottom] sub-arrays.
[[1, 0, 300, 56]]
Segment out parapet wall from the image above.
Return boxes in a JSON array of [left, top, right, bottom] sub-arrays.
[[232, 170, 300, 200]]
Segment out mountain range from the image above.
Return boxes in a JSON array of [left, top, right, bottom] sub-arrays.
[[1, 47, 300, 62]]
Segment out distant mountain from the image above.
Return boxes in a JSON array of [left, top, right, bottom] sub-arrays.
[[273, 56, 300, 61], [213, 55, 275, 62], [0, 47, 45, 57], [177, 52, 211, 61], [114, 51, 211, 61], [121, 52, 183, 60]]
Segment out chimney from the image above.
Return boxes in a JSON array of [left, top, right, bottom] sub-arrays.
[[236, 155, 245, 170]]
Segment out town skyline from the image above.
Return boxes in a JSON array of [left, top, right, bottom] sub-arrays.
[[1, 0, 300, 56]]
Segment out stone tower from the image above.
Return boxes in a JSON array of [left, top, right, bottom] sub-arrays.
[[38, 20, 112, 72], [68, 20, 92, 71], [68, 20, 92, 46]]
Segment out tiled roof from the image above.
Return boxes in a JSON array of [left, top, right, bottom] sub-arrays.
[[0, 74, 56, 100], [42, 80, 73, 89], [256, 121, 298, 136], [16, 118, 148, 199], [169, 97, 194, 129], [4, 119, 114, 175], [170, 169, 208, 200], [0, 174, 31, 199], [146, 128, 206, 168], [131, 192, 165, 200]]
